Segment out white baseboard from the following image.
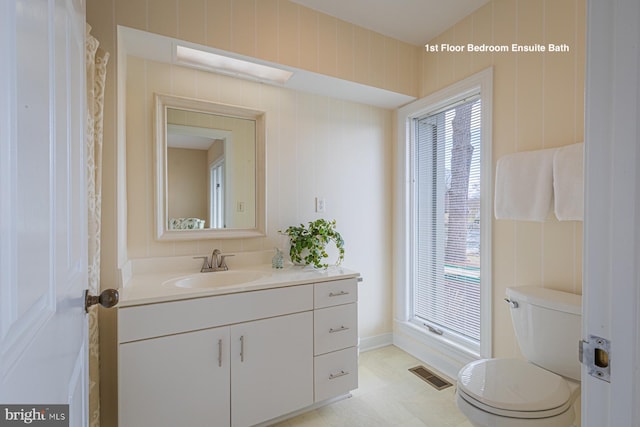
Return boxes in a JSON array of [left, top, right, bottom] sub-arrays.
[[393, 334, 460, 381], [358, 333, 393, 352]]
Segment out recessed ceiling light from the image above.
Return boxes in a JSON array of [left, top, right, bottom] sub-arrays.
[[176, 45, 293, 84]]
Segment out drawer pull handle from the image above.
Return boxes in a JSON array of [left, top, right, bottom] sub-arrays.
[[240, 335, 245, 362], [218, 339, 223, 367], [329, 370, 349, 380], [329, 326, 350, 333], [329, 291, 349, 297]]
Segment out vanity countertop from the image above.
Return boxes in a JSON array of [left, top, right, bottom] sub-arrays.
[[119, 263, 360, 307]]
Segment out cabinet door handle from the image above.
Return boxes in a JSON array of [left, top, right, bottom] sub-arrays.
[[329, 326, 350, 333], [329, 291, 349, 297], [217, 339, 222, 367], [329, 370, 349, 380], [240, 335, 245, 362]]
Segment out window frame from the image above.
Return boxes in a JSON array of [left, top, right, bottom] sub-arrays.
[[395, 68, 493, 368], [209, 158, 225, 228], [412, 95, 483, 348]]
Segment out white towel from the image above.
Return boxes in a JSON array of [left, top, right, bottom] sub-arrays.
[[495, 148, 557, 221], [553, 142, 584, 221]]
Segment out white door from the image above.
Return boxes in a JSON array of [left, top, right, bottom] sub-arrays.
[[0, 0, 88, 424], [583, 0, 640, 425]]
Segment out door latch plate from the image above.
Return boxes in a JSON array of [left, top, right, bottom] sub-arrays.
[[579, 335, 610, 382]]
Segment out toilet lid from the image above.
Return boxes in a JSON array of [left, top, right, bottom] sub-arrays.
[[457, 359, 572, 413]]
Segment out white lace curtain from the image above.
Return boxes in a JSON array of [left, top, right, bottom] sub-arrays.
[[86, 24, 109, 427]]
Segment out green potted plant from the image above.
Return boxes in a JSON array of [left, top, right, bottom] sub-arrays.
[[280, 219, 345, 269]]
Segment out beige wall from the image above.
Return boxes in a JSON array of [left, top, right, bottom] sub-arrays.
[[101, 0, 419, 97], [125, 57, 393, 290], [417, 0, 586, 358], [166, 147, 208, 222]]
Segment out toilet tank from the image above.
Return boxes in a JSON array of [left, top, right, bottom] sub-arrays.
[[506, 286, 582, 381]]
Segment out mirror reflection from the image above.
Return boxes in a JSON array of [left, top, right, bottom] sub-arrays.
[[154, 94, 266, 240], [166, 108, 256, 230]]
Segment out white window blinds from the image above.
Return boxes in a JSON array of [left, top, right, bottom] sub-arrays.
[[413, 95, 482, 343]]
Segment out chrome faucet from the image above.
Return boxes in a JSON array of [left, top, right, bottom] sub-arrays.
[[210, 249, 223, 271], [194, 249, 233, 272]]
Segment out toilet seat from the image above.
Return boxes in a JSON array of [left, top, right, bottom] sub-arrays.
[[457, 358, 573, 419]]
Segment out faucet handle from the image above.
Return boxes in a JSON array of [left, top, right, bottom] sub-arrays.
[[193, 256, 211, 272], [218, 254, 234, 271]]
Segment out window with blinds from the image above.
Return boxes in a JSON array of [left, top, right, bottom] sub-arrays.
[[412, 95, 482, 345]]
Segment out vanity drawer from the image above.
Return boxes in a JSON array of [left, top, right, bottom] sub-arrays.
[[314, 303, 357, 355], [314, 278, 357, 309], [314, 347, 358, 402]]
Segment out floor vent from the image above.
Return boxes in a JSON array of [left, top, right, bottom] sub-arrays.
[[408, 365, 452, 391]]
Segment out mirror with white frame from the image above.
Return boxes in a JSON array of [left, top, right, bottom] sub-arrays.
[[154, 93, 266, 240]]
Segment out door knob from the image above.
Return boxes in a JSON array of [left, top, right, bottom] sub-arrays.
[[84, 289, 119, 312]]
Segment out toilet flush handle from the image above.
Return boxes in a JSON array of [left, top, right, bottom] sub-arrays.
[[504, 298, 519, 308]]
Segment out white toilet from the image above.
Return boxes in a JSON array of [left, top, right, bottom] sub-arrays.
[[456, 286, 582, 427]]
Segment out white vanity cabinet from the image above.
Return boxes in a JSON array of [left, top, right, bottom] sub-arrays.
[[118, 275, 358, 427]]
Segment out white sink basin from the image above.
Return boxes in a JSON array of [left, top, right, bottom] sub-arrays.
[[169, 270, 268, 289]]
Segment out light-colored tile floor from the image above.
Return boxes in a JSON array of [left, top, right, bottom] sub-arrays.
[[270, 345, 473, 427]]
